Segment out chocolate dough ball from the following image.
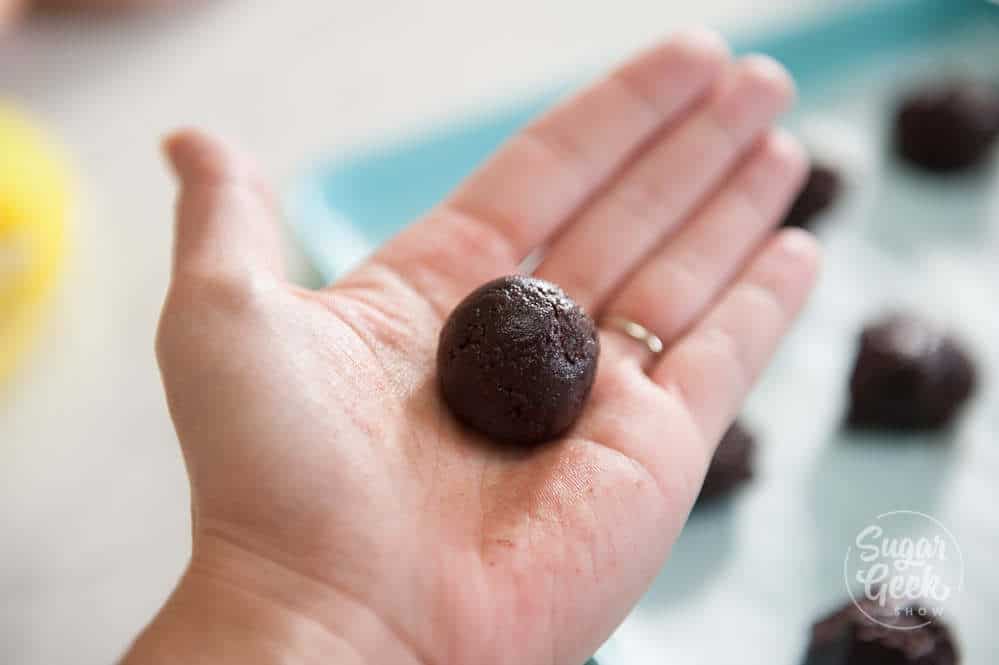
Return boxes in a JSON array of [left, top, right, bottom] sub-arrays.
[[697, 420, 756, 503], [895, 79, 999, 172], [437, 275, 599, 446], [782, 163, 843, 230], [803, 598, 959, 665], [847, 314, 976, 431]]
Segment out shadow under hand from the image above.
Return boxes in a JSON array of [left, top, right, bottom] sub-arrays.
[[639, 496, 738, 609]]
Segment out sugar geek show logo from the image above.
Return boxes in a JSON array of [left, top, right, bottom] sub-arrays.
[[843, 510, 964, 630]]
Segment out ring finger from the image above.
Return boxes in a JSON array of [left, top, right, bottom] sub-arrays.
[[603, 127, 808, 365]]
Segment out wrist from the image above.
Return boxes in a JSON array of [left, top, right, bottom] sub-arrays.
[[121, 529, 420, 665], [122, 570, 361, 665]]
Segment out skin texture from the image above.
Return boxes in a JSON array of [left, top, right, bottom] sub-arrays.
[[126, 30, 821, 665]]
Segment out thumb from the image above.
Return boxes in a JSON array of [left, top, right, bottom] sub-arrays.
[[163, 128, 286, 281]]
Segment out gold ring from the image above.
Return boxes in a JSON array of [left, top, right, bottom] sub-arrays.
[[604, 316, 664, 354]]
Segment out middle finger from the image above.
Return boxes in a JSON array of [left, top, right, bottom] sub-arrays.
[[534, 55, 795, 313]]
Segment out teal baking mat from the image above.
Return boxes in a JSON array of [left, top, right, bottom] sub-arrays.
[[287, 0, 995, 282], [287, 1, 999, 663]]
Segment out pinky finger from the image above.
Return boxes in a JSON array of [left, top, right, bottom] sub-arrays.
[[651, 228, 821, 444]]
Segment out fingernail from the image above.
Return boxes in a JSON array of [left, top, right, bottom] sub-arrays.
[[671, 27, 730, 61], [779, 227, 820, 260]]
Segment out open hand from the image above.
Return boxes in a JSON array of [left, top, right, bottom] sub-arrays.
[[133, 29, 819, 665]]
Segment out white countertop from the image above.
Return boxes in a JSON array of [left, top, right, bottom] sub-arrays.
[[0, 1, 841, 662]]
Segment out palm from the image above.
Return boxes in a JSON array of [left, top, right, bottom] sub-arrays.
[[157, 29, 820, 665], [324, 270, 692, 665]]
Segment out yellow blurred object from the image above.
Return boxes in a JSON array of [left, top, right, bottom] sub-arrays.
[[0, 104, 70, 382]]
